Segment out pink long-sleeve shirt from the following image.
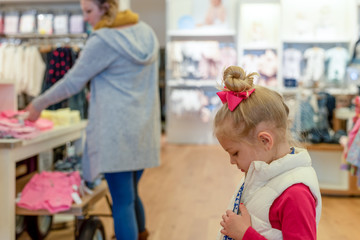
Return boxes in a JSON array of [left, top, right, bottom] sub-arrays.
[[243, 183, 317, 240]]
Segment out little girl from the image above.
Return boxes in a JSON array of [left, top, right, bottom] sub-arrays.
[[214, 66, 322, 240]]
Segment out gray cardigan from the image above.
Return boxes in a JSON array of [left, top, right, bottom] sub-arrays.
[[32, 22, 161, 181]]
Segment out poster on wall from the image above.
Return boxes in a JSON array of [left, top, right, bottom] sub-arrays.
[[176, 0, 234, 31]]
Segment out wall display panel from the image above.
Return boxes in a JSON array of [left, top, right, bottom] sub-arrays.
[[166, 86, 221, 144], [240, 49, 278, 87], [237, 1, 281, 89], [240, 3, 280, 48], [281, 0, 356, 42], [167, 0, 237, 36], [282, 42, 351, 89], [168, 41, 237, 82], [165, 0, 239, 144]]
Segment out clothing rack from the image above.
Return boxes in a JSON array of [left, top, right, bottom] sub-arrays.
[[0, 33, 88, 43], [0, 33, 87, 38], [0, 33, 87, 52]]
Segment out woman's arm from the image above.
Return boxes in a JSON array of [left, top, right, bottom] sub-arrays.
[[31, 34, 119, 113]]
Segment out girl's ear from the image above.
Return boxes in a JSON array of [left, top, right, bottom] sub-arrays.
[[257, 131, 273, 151]]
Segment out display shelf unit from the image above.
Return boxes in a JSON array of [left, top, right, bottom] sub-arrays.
[[0, 0, 77, 2], [237, 0, 358, 91], [168, 29, 236, 38], [164, 0, 360, 194], [237, 0, 281, 89], [0, 33, 87, 39], [165, 0, 239, 144], [305, 143, 360, 196], [167, 79, 218, 88], [0, 121, 87, 240]]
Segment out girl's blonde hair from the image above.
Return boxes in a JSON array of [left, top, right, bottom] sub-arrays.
[[214, 66, 291, 143], [92, 0, 119, 24]]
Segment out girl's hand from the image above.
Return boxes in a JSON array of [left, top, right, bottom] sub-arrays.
[[220, 204, 252, 239], [25, 103, 41, 122]]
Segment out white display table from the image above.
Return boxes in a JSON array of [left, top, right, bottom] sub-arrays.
[[0, 121, 87, 240]]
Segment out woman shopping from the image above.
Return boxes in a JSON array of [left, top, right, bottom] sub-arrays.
[[26, 0, 161, 239]]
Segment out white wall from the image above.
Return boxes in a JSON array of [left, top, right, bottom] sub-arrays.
[[130, 0, 166, 48]]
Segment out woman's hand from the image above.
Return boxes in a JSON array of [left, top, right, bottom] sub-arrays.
[[220, 204, 251, 239], [25, 103, 41, 122]]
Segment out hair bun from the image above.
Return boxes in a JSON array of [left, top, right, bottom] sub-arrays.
[[222, 66, 258, 92]]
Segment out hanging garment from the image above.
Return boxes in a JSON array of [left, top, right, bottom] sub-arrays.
[[303, 47, 326, 85], [42, 47, 75, 110], [24, 46, 46, 97], [325, 47, 350, 83], [346, 126, 360, 170], [283, 48, 302, 80]]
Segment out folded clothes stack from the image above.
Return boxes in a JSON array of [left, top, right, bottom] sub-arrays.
[[0, 110, 53, 139], [41, 108, 81, 126]]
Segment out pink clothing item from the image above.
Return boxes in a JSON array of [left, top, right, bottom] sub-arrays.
[[0, 117, 40, 139], [217, 89, 255, 111], [17, 171, 81, 214], [243, 184, 317, 240], [345, 118, 360, 158], [0, 109, 23, 118], [34, 118, 54, 131], [0, 110, 53, 139]]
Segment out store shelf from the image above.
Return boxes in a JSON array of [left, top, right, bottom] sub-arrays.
[[242, 44, 278, 50], [0, 33, 88, 39], [278, 88, 300, 94], [326, 88, 358, 95], [168, 29, 236, 37], [0, 0, 78, 3], [282, 38, 352, 44], [304, 143, 343, 151], [167, 79, 218, 88], [165, 0, 238, 144], [319, 183, 348, 191]]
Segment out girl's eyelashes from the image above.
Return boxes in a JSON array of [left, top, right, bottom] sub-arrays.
[[232, 152, 238, 157]]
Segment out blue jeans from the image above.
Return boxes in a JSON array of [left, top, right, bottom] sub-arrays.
[[104, 170, 145, 240]]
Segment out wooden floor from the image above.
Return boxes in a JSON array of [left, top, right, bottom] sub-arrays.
[[19, 141, 360, 240]]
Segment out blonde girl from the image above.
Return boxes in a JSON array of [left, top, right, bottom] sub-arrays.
[[214, 66, 322, 240]]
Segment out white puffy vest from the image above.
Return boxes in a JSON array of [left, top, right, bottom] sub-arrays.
[[217, 148, 322, 240]]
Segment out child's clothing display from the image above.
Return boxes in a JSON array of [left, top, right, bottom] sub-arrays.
[[217, 148, 321, 240], [168, 41, 237, 80], [17, 171, 81, 214], [325, 47, 349, 85], [303, 47, 326, 86], [240, 50, 278, 87], [283, 48, 302, 87], [169, 89, 220, 123], [0, 110, 53, 139], [0, 44, 46, 96], [283, 48, 302, 79]]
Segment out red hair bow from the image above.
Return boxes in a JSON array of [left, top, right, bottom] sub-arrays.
[[216, 89, 255, 112]]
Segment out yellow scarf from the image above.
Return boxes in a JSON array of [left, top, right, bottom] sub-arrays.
[[93, 10, 139, 30]]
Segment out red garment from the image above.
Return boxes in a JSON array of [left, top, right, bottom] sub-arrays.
[[243, 183, 317, 240]]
